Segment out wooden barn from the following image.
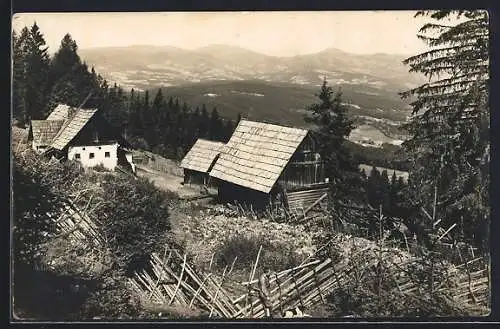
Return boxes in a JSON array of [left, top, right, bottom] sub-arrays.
[[209, 119, 330, 211], [180, 139, 225, 186], [28, 103, 135, 173]]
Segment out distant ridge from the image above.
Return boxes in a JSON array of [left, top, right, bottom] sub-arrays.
[[80, 44, 414, 59], [78, 43, 426, 93]]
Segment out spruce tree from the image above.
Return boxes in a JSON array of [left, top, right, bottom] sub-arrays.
[[48, 34, 100, 110], [400, 10, 489, 246], [149, 88, 165, 145], [12, 28, 30, 125], [224, 119, 235, 142], [367, 166, 381, 207], [305, 78, 359, 201], [191, 106, 201, 140], [22, 23, 51, 120], [50, 33, 80, 83], [209, 107, 222, 141], [128, 90, 143, 136], [142, 90, 152, 144], [152, 88, 165, 117], [380, 170, 391, 211], [199, 104, 210, 138]]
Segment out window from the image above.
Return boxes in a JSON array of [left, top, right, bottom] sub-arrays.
[[105, 152, 110, 158], [82, 147, 86, 150], [89, 153, 95, 159], [75, 153, 81, 159], [98, 146, 102, 150]]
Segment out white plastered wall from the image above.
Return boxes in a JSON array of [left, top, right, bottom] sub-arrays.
[[68, 143, 118, 170]]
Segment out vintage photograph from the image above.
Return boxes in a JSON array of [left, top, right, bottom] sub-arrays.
[[11, 10, 490, 320]]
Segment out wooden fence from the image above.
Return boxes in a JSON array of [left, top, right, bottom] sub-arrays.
[[42, 195, 490, 318], [129, 241, 490, 318], [129, 249, 240, 318], [48, 199, 104, 247]]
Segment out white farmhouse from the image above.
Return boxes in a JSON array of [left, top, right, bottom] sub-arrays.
[[28, 104, 135, 173]]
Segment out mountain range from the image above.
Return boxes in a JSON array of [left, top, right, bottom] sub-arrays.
[[79, 44, 425, 93]]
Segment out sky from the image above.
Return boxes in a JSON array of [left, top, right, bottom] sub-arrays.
[[12, 11, 439, 57]]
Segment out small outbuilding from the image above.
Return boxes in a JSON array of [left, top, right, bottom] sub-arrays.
[[209, 119, 329, 211], [180, 139, 225, 186]]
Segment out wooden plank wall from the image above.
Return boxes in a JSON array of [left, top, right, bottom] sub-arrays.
[[285, 187, 330, 213]]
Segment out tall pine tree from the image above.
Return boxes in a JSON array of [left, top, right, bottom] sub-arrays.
[[21, 23, 51, 121], [48, 34, 101, 110], [12, 28, 30, 125], [305, 78, 359, 201], [400, 10, 489, 246]]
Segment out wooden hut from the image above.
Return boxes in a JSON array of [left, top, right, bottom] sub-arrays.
[[209, 119, 329, 211], [180, 139, 225, 186]]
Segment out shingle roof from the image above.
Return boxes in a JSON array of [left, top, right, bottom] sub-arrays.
[[180, 139, 225, 173], [209, 120, 308, 193], [46, 104, 73, 121], [50, 108, 99, 150], [30, 120, 65, 145]]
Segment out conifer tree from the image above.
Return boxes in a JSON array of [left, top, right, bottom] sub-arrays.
[[223, 119, 235, 142], [380, 170, 391, 211], [152, 88, 165, 118], [141, 90, 151, 144], [12, 28, 30, 125], [50, 33, 80, 83], [397, 176, 406, 191], [400, 10, 489, 246], [209, 107, 222, 141], [128, 89, 142, 136], [305, 78, 359, 201], [48, 34, 101, 110], [20, 23, 51, 121], [199, 104, 210, 138]]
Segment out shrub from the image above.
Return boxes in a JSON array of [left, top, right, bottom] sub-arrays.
[[78, 271, 143, 320], [12, 158, 61, 266], [215, 234, 301, 273], [94, 174, 177, 274]]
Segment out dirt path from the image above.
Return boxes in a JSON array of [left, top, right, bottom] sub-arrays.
[[136, 165, 205, 199]]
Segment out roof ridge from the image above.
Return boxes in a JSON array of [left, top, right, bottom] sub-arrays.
[[196, 138, 226, 144], [239, 118, 309, 132]]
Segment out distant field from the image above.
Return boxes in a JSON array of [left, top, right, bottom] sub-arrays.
[[349, 124, 403, 147]]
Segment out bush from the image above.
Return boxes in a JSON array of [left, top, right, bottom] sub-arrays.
[[12, 157, 61, 266], [215, 234, 301, 272], [78, 271, 143, 320], [94, 173, 177, 274]]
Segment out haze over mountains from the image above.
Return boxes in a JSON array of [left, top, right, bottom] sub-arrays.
[[79, 44, 422, 146]]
